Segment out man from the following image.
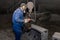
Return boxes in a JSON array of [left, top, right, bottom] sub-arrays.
[[12, 3, 31, 40]]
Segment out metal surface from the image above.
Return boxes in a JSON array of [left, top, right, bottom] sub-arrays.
[[52, 32, 60, 40], [31, 24, 48, 40], [21, 28, 41, 40]]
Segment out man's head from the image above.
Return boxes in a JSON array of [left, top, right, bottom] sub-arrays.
[[20, 3, 27, 11]]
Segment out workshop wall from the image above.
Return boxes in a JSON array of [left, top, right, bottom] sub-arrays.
[[0, 0, 21, 14], [1, 0, 60, 14], [36, 0, 60, 14]]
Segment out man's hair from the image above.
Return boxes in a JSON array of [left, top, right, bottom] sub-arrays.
[[20, 3, 27, 7]]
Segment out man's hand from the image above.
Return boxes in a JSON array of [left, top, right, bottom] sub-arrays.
[[24, 18, 31, 23]]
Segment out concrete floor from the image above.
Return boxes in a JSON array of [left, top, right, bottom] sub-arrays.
[[0, 22, 60, 40], [0, 28, 41, 40], [0, 29, 14, 40]]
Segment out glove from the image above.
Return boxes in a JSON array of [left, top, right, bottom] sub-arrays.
[[24, 18, 31, 23], [24, 19, 28, 23]]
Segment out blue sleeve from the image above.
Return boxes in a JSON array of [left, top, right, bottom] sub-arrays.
[[14, 10, 24, 23]]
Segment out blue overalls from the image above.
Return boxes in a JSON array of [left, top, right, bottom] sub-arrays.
[[12, 8, 24, 40]]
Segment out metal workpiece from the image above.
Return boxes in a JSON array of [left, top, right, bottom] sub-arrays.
[[52, 32, 60, 40], [31, 24, 48, 40]]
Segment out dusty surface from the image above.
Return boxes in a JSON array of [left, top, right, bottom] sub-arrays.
[[0, 29, 14, 40], [0, 28, 41, 40]]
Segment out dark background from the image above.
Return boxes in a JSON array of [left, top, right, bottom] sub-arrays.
[[0, 0, 60, 40], [1, 0, 60, 14], [0, 0, 60, 28]]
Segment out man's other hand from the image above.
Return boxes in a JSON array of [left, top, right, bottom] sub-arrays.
[[24, 18, 31, 23]]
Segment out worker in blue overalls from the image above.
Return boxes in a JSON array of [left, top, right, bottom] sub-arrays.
[[12, 3, 31, 40]]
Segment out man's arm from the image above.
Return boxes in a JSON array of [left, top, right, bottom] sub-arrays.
[[14, 11, 31, 23], [14, 12, 24, 23], [15, 17, 24, 23]]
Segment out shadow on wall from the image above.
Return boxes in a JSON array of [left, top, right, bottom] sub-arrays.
[[0, 14, 12, 29]]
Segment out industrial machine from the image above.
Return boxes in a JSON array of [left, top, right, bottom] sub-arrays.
[[23, 2, 35, 31], [26, 2, 36, 22], [22, 1, 49, 40]]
